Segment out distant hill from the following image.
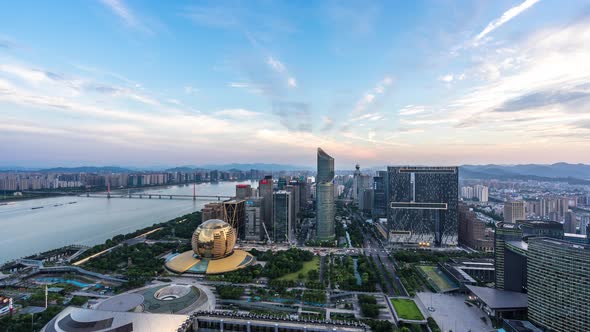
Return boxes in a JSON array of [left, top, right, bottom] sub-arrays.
[[460, 163, 590, 181], [39, 166, 134, 173], [198, 163, 312, 171]]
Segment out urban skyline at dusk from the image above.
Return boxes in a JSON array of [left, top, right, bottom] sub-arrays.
[[2, 0, 590, 167]]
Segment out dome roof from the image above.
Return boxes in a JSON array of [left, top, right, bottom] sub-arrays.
[[199, 219, 229, 229]]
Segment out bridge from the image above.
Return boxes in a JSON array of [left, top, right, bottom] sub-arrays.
[[22, 191, 232, 201]]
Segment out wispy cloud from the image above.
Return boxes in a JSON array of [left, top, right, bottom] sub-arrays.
[[353, 76, 393, 115], [267, 56, 297, 88], [100, 0, 151, 33], [474, 0, 541, 42]]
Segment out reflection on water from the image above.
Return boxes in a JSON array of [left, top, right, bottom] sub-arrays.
[[0, 181, 256, 264]]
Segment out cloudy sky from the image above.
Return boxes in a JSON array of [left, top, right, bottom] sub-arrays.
[[1, 0, 590, 168]]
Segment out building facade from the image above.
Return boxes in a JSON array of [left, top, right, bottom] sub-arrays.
[[258, 176, 273, 235], [316, 148, 335, 240], [494, 222, 523, 290], [527, 238, 590, 332], [504, 201, 526, 223], [223, 200, 246, 239], [387, 166, 459, 246], [458, 204, 494, 252], [273, 190, 292, 243]]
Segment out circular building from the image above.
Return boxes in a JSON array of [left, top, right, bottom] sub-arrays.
[[165, 219, 254, 274], [191, 219, 236, 259]]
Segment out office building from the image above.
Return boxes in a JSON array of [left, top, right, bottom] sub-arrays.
[[244, 197, 263, 241], [316, 148, 335, 240], [235, 184, 252, 200], [372, 171, 388, 218], [494, 222, 523, 290], [458, 204, 494, 252], [223, 200, 246, 239], [360, 188, 374, 213], [387, 166, 459, 246], [273, 190, 292, 243], [258, 176, 273, 235], [581, 215, 590, 235], [527, 238, 590, 332], [564, 211, 577, 233], [504, 201, 526, 223]]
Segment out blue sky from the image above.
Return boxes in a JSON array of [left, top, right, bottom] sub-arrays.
[[1, 0, 590, 168]]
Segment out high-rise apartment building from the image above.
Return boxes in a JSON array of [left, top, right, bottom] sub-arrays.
[[474, 185, 489, 202], [387, 166, 459, 246], [273, 190, 292, 243], [461, 186, 474, 200], [503, 201, 526, 223], [316, 148, 335, 240], [564, 211, 577, 233], [527, 238, 590, 332]]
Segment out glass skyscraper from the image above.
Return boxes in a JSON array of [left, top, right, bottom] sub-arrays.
[[387, 166, 458, 246], [316, 148, 335, 240]]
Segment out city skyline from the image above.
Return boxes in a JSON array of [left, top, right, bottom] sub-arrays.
[[2, 0, 590, 167]]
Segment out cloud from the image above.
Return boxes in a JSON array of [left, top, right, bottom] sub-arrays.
[[495, 88, 590, 113], [287, 77, 297, 88], [215, 109, 261, 118], [184, 86, 199, 94], [399, 105, 427, 116], [439, 73, 465, 83], [100, 0, 151, 33], [272, 101, 312, 132], [267, 56, 297, 88], [474, 0, 541, 42], [353, 76, 393, 115]]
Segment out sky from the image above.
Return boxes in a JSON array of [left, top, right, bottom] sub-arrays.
[[1, 0, 590, 169]]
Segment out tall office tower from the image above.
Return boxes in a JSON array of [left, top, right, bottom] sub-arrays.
[[352, 164, 361, 201], [316, 148, 335, 240], [503, 201, 526, 223], [357, 174, 373, 208], [235, 184, 252, 200], [564, 211, 577, 233], [258, 176, 273, 235], [387, 166, 459, 246], [474, 185, 489, 202], [223, 200, 246, 239], [202, 202, 224, 221], [244, 197, 263, 241], [273, 190, 292, 243], [558, 197, 569, 219], [528, 238, 590, 332], [581, 216, 590, 236], [361, 189, 374, 213], [285, 184, 299, 233], [460, 186, 474, 200], [458, 204, 494, 252], [494, 222, 523, 290], [372, 171, 388, 218]]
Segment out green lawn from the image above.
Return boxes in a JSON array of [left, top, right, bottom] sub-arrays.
[[417, 265, 457, 292], [390, 298, 424, 321], [278, 256, 320, 281]]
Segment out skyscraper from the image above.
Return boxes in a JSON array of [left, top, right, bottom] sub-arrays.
[[273, 190, 292, 243], [504, 201, 526, 223], [223, 200, 246, 239], [527, 238, 590, 332], [235, 184, 252, 200], [494, 222, 523, 290], [387, 166, 459, 246], [316, 148, 335, 240], [564, 211, 577, 233], [258, 176, 273, 235], [372, 171, 388, 218]]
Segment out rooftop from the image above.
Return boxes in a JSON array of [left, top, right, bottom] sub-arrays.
[[466, 285, 528, 310]]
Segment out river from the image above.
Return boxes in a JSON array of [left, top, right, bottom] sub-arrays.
[[0, 181, 257, 264]]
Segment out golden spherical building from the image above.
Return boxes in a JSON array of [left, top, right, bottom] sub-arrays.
[[191, 219, 236, 259], [165, 219, 254, 275]]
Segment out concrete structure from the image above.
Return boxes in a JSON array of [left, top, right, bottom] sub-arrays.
[[504, 201, 526, 223], [474, 185, 489, 202], [316, 148, 335, 240], [494, 222, 523, 290], [527, 238, 590, 332], [564, 211, 577, 233], [372, 171, 388, 218], [387, 166, 459, 246], [244, 197, 263, 241], [272, 190, 292, 243], [164, 219, 254, 274], [466, 285, 528, 321]]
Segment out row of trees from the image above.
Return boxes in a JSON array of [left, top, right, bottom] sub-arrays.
[[358, 294, 382, 318]]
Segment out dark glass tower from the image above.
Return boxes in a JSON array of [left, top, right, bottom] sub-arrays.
[[387, 166, 458, 246], [316, 148, 335, 240]]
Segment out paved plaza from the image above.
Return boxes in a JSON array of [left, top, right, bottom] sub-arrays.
[[416, 292, 494, 332]]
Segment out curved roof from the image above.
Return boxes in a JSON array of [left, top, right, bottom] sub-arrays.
[[199, 219, 229, 229]]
